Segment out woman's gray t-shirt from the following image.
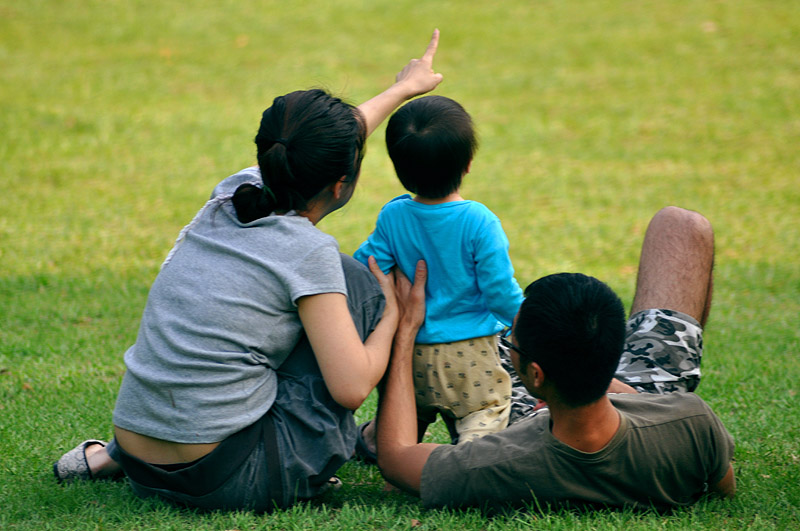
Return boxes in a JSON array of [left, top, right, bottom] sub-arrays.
[[113, 168, 347, 443]]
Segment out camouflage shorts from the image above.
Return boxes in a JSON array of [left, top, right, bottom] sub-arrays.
[[615, 308, 703, 394], [501, 308, 703, 425]]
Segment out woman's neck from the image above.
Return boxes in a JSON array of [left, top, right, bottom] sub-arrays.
[[295, 208, 321, 225]]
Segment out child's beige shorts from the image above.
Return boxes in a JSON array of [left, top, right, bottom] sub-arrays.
[[413, 335, 512, 444]]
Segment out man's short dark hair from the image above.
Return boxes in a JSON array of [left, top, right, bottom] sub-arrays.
[[385, 95, 477, 199], [515, 273, 626, 407]]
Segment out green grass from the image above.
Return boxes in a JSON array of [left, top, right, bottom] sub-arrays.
[[2, 0, 799, 528]]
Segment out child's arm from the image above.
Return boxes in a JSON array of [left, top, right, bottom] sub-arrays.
[[353, 204, 399, 274], [357, 29, 443, 136], [474, 216, 524, 325]]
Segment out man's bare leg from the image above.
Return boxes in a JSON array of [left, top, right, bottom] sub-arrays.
[[630, 206, 714, 326], [626, 207, 732, 494]]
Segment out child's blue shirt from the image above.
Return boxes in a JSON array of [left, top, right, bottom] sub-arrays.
[[354, 194, 523, 344]]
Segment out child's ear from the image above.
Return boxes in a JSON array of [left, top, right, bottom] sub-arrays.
[[466, 161, 472, 174]]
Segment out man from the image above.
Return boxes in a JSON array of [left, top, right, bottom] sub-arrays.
[[377, 206, 735, 510]]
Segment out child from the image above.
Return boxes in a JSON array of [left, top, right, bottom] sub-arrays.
[[354, 95, 523, 444]]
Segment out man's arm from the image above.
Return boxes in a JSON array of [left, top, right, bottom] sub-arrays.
[[376, 261, 440, 495]]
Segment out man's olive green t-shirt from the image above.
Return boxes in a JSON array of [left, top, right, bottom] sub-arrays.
[[421, 392, 734, 510]]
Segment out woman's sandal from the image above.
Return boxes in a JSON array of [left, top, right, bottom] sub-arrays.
[[353, 420, 378, 464], [53, 439, 107, 483]]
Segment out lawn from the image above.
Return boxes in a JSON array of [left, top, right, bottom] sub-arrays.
[[1, 0, 798, 529]]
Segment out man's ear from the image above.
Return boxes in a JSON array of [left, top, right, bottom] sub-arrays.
[[530, 362, 546, 388]]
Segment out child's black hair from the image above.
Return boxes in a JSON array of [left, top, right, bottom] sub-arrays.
[[385, 95, 477, 199]]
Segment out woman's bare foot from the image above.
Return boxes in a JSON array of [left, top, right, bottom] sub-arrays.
[[85, 444, 123, 479]]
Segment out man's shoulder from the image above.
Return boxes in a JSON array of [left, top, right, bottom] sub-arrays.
[[426, 410, 552, 468], [611, 392, 719, 427], [611, 390, 707, 407], [421, 414, 551, 503]]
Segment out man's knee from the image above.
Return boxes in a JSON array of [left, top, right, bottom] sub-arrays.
[[652, 206, 713, 246]]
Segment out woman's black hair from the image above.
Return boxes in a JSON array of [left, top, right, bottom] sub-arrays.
[[232, 89, 366, 223]]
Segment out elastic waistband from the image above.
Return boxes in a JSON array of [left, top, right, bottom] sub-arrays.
[[117, 413, 281, 500]]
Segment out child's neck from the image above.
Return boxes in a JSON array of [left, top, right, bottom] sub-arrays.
[[413, 191, 464, 205]]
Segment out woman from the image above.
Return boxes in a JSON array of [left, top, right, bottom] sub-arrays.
[[54, 31, 443, 512]]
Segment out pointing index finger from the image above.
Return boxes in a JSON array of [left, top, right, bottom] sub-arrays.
[[422, 29, 440, 62]]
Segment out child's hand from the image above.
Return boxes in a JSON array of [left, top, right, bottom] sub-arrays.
[[393, 29, 443, 100]]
